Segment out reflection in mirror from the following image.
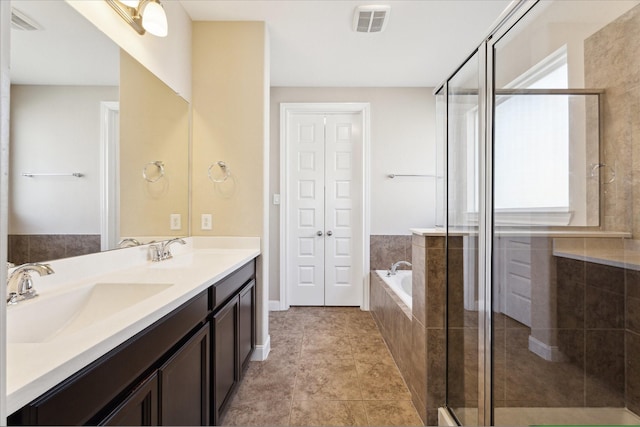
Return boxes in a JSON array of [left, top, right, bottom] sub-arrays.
[[118, 50, 189, 244], [8, 1, 189, 265]]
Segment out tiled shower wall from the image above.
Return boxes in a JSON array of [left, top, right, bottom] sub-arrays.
[[583, 3, 640, 416], [556, 257, 640, 413], [584, 4, 640, 235], [8, 234, 101, 265]]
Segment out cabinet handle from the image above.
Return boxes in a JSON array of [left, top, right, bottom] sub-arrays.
[[317, 231, 323, 236], [326, 231, 333, 236]]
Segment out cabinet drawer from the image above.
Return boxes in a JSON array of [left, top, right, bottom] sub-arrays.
[[211, 260, 255, 310]]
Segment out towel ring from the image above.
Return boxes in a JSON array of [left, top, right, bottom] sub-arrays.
[[143, 161, 165, 183], [208, 161, 231, 183]]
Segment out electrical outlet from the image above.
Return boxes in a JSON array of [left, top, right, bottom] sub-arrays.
[[201, 213, 212, 230], [170, 213, 181, 230]]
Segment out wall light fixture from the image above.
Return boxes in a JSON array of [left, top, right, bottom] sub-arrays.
[[105, 0, 168, 37]]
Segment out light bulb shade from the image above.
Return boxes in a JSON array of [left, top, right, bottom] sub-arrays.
[[119, 0, 140, 8], [142, 1, 168, 37]]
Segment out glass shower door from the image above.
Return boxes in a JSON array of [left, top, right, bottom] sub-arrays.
[[446, 51, 480, 426], [490, 1, 640, 425]]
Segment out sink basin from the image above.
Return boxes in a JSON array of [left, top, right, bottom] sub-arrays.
[[7, 282, 173, 344]]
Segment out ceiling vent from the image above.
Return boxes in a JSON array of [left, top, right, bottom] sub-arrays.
[[11, 8, 42, 31], [353, 5, 390, 33]]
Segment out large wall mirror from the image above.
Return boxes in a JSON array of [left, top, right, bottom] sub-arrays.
[[8, 0, 189, 265]]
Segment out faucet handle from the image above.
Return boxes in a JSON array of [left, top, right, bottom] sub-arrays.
[[148, 244, 162, 262]]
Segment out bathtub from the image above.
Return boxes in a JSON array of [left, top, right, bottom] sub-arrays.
[[375, 269, 412, 309]]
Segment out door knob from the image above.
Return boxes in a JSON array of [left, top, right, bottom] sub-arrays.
[[317, 231, 323, 236], [326, 231, 333, 236]]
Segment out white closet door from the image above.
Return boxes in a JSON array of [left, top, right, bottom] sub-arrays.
[[324, 113, 363, 306], [288, 113, 326, 305]]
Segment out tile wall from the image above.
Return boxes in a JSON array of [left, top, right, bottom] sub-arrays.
[[584, 4, 640, 234], [369, 235, 412, 271], [556, 257, 638, 412], [371, 234, 449, 426], [8, 234, 101, 264]]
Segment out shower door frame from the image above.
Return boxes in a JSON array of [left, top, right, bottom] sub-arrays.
[[440, 1, 543, 425]]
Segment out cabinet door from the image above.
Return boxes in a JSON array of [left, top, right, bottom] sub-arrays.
[[212, 295, 239, 425], [239, 279, 256, 371], [100, 373, 159, 426], [158, 323, 209, 426]]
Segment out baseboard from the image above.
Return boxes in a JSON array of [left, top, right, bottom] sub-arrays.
[[251, 334, 271, 361], [528, 335, 565, 362], [269, 300, 282, 311]]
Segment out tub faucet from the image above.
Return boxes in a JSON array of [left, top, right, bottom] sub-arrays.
[[7, 263, 55, 305], [388, 261, 412, 276]]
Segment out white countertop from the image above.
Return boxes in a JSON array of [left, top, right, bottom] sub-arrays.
[[6, 237, 260, 414]]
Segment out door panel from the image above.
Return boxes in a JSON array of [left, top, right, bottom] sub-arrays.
[[286, 110, 363, 307], [288, 113, 325, 305], [324, 113, 362, 306]]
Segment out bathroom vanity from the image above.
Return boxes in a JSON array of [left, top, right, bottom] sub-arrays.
[[6, 238, 260, 426]]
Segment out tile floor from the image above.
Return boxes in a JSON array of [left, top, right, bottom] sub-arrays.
[[220, 307, 424, 426]]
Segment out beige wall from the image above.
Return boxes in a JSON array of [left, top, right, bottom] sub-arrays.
[[9, 85, 118, 234], [191, 22, 266, 238], [119, 50, 189, 238], [191, 21, 269, 349], [269, 87, 436, 301]]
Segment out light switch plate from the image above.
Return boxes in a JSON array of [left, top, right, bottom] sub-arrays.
[[273, 194, 281, 205]]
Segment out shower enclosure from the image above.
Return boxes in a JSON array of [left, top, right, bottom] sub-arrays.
[[438, 0, 640, 425]]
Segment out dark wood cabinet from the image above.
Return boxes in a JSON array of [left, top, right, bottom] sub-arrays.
[[8, 258, 256, 427], [159, 323, 209, 426], [100, 374, 159, 426], [212, 295, 239, 425], [239, 279, 256, 371]]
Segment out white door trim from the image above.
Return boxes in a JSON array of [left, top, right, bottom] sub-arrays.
[[100, 102, 120, 251], [280, 102, 371, 310]]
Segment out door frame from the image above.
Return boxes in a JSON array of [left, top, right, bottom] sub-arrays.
[[100, 101, 120, 251], [279, 103, 371, 310]]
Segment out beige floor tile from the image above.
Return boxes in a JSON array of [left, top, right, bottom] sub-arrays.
[[235, 358, 299, 402], [289, 400, 367, 426], [302, 313, 352, 335], [300, 332, 353, 360], [294, 358, 362, 400], [365, 401, 423, 426], [356, 360, 412, 401], [348, 313, 381, 336], [221, 400, 292, 426], [270, 333, 303, 361]]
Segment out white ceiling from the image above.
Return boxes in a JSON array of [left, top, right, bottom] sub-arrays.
[[9, 0, 512, 88], [179, 0, 512, 87]]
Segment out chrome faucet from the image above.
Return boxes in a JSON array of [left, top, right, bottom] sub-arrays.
[[388, 261, 412, 276], [161, 238, 186, 260], [149, 238, 186, 262], [118, 238, 142, 248], [7, 263, 55, 305]]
